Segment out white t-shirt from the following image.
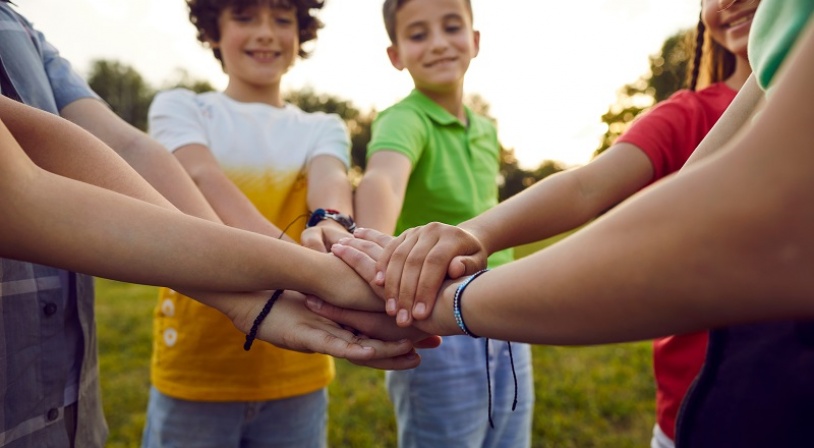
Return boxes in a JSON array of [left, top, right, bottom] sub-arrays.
[[148, 88, 350, 226]]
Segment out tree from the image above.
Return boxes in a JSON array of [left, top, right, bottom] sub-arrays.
[[162, 68, 216, 94], [87, 60, 155, 131], [594, 29, 693, 157]]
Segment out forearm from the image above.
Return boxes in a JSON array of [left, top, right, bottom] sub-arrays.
[[189, 164, 292, 240], [0, 97, 175, 209], [354, 173, 402, 234], [462, 145, 651, 255], [60, 99, 220, 221], [307, 156, 354, 214], [461, 171, 592, 254]]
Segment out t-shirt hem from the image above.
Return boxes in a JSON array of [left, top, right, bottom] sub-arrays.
[[151, 373, 334, 402]]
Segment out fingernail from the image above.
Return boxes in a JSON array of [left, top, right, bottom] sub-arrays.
[[414, 302, 426, 316], [374, 271, 384, 283], [397, 309, 409, 325], [337, 237, 350, 244], [386, 299, 397, 314], [305, 296, 322, 310]]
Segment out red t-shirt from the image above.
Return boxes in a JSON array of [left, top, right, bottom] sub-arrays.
[[615, 82, 737, 439]]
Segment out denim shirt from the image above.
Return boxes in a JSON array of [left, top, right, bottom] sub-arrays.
[[0, 3, 106, 447]]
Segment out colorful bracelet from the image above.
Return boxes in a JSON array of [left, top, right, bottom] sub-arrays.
[[452, 269, 489, 338], [243, 289, 284, 351]]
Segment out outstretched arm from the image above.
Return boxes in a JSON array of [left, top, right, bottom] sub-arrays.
[[372, 140, 652, 324]]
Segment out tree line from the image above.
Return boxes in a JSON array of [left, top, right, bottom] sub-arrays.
[[86, 30, 690, 201]]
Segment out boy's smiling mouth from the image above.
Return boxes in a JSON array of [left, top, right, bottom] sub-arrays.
[[246, 50, 280, 61], [424, 56, 457, 67]]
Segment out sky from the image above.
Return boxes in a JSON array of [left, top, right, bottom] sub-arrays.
[[14, 0, 700, 168]]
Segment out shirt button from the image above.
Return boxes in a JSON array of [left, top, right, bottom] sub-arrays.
[[47, 408, 59, 421], [43, 303, 58, 316]]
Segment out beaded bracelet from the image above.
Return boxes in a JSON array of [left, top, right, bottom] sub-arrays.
[[453, 269, 489, 338], [243, 289, 284, 351], [453, 269, 520, 428]]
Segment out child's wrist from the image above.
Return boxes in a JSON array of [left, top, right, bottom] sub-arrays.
[[307, 208, 356, 233], [460, 222, 491, 255]]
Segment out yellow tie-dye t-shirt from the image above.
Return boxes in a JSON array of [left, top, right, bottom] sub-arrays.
[[147, 89, 350, 401]]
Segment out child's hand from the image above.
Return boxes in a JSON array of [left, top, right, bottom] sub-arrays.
[[301, 221, 352, 253], [306, 280, 462, 338], [232, 290, 424, 370], [304, 295, 441, 347], [360, 224, 488, 326]]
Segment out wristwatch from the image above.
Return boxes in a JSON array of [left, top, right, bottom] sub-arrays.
[[306, 208, 357, 233]]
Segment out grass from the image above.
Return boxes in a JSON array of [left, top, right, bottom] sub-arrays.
[[96, 233, 655, 447]]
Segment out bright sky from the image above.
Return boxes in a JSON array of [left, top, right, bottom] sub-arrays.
[[15, 0, 699, 168]]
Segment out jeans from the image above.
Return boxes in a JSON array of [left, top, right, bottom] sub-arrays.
[[386, 337, 534, 448], [141, 387, 327, 448]]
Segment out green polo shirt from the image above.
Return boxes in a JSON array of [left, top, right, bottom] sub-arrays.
[[368, 89, 513, 268]]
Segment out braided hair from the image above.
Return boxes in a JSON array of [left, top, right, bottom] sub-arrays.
[[686, 3, 737, 91]]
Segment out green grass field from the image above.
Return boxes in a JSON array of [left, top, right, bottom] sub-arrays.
[[96, 236, 655, 447]]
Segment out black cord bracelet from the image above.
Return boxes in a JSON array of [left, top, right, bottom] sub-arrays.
[[244, 289, 284, 351]]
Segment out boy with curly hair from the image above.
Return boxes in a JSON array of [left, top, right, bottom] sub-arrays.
[[141, 1, 354, 446]]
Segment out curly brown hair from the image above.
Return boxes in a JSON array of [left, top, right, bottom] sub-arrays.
[[382, 0, 473, 44], [187, 0, 325, 68]]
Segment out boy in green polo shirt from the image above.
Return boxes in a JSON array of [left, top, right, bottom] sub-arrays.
[[353, 0, 533, 446]]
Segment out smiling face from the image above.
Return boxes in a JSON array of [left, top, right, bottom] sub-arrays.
[[702, 0, 760, 58], [211, 3, 299, 98], [386, 0, 480, 95]]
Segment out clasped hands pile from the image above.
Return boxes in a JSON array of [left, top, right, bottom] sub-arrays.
[[248, 223, 482, 371]]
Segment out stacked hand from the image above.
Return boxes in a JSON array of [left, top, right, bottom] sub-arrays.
[[304, 226, 488, 338]]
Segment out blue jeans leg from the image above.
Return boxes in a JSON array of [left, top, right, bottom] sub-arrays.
[[141, 387, 327, 448], [386, 337, 533, 448]]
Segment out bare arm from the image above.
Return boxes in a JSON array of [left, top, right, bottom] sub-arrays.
[[60, 98, 220, 220], [172, 143, 293, 241], [301, 154, 355, 251], [354, 151, 412, 234], [375, 142, 653, 322], [682, 74, 765, 168]]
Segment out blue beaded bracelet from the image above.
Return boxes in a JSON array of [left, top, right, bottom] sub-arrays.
[[453, 269, 489, 338]]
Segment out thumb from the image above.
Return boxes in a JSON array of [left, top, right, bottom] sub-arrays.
[[448, 256, 481, 279]]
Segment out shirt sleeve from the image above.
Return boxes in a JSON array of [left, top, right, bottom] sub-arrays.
[[367, 105, 427, 166], [36, 28, 99, 109], [307, 112, 351, 168], [148, 89, 209, 153], [614, 90, 703, 181]]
